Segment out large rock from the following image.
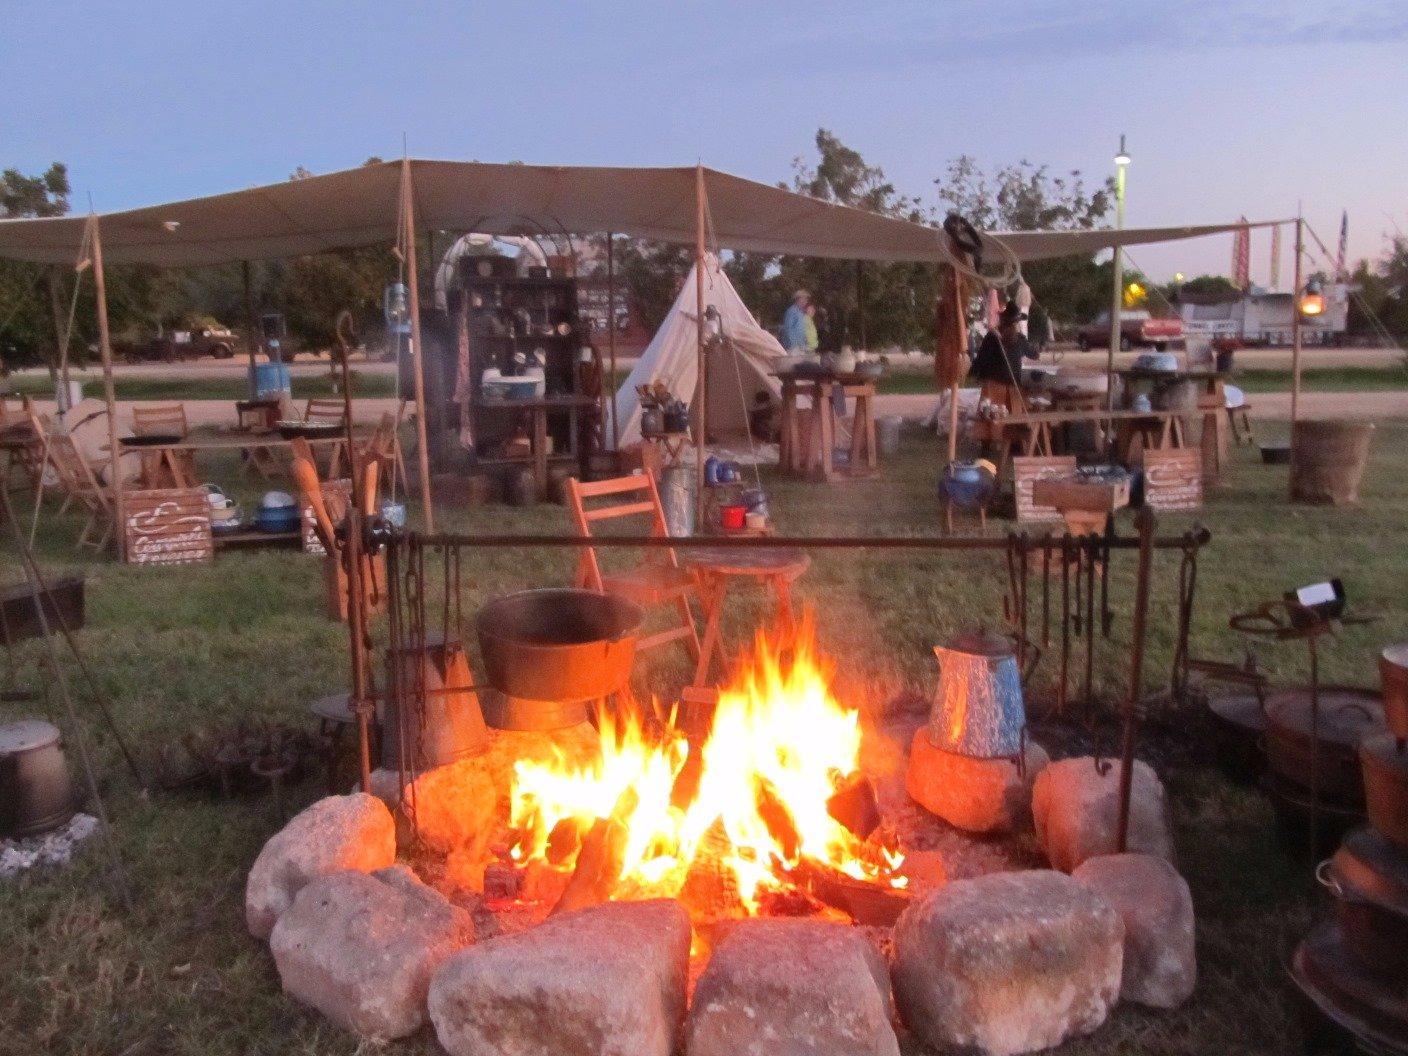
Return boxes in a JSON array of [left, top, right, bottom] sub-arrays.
[[1073, 853, 1196, 1008], [891, 869, 1123, 1056], [269, 866, 475, 1039], [906, 730, 1049, 834], [428, 898, 690, 1056], [1031, 757, 1173, 872], [687, 919, 899, 1056], [245, 793, 395, 939], [369, 724, 601, 848]]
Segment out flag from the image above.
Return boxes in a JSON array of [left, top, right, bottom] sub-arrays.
[[1336, 210, 1348, 280], [1269, 223, 1282, 289], [1232, 218, 1251, 290]]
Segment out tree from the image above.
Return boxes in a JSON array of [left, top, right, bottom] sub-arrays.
[[934, 157, 1117, 330], [727, 129, 937, 350], [0, 163, 71, 370]]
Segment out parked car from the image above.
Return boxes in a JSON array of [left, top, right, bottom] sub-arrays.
[[1075, 311, 1183, 352]]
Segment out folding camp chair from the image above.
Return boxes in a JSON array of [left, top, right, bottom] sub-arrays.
[[29, 411, 115, 551], [131, 403, 195, 485], [565, 473, 700, 664]]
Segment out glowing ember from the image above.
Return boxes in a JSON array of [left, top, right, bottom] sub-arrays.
[[506, 615, 906, 915]]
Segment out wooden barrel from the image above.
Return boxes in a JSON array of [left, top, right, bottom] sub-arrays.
[[1290, 420, 1374, 505]]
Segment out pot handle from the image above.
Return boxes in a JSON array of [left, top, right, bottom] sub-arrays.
[[1315, 859, 1344, 899]]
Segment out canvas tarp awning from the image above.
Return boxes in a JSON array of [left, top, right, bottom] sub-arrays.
[[0, 158, 1285, 268], [611, 254, 783, 449]]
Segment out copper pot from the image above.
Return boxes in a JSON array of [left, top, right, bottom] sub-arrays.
[[1318, 827, 1408, 979], [1361, 733, 1408, 849], [1380, 643, 1408, 741]]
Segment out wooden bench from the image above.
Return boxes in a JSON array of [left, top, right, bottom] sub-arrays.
[[971, 407, 1188, 477]]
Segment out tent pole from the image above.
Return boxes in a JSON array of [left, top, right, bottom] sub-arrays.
[[400, 158, 436, 532], [89, 214, 124, 560], [607, 232, 619, 452], [241, 260, 261, 385], [46, 266, 71, 415], [1105, 136, 1130, 428], [694, 164, 707, 529], [1288, 215, 1304, 493]]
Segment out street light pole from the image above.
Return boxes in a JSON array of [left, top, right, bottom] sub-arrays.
[[1105, 135, 1131, 418]]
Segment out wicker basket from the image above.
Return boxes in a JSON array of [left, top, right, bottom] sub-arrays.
[[1290, 420, 1374, 506]]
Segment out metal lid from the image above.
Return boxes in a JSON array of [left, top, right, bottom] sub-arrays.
[[0, 719, 60, 755], [1264, 688, 1385, 747], [942, 627, 1014, 658]]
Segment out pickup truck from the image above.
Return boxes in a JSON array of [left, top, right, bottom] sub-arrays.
[[116, 327, 243, 363], [1075, 311, 1183, 352]]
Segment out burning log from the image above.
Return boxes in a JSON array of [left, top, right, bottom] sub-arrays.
[[754, 776, 802, 861], [546, 817, 585, 866], [520, 858, 572, 904], [826, 772, 880, 841], [680, 820, 747, 921], [549, 815, 628, 917], [483, 862, 523, 902], [789, 859, 912, 927]]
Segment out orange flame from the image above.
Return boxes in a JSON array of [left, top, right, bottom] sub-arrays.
[[507, 614, 905, 913]]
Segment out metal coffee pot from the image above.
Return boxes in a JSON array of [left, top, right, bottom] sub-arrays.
[[929, 628, 1037, 758]]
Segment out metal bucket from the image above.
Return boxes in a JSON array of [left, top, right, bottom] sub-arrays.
[[382, 633, 490, 773], [0, 720, 76, 837]]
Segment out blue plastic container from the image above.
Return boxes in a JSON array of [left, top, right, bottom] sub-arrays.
[[251, 362, 292, 400]]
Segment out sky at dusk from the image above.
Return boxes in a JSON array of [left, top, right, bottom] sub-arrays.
[[5, 0, 1406, 282]]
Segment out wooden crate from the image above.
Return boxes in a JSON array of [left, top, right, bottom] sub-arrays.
[[123, 488, 213, 566], [1013, 456, 1078, 524]]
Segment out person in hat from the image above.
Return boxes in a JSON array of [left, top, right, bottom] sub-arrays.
[[782, 289, 811, 353], [969, 300, 1035, 411]]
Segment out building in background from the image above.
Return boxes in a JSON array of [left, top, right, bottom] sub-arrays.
[[1178, 283, 1350, 346]]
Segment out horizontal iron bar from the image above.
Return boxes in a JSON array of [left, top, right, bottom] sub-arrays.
[[409, 528, 1210, 552]]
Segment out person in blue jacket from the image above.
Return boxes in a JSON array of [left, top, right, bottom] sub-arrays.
[[781, 289, 811, 352]]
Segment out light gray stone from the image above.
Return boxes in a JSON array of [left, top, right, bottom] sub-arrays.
[[428, 898, 690, 1056], [1031, 757, 1173, 873], [687, 918, 899, 1056], [245, 793, 395, 939], [906, 730, 1049, 834], [1073, 853, 1196, 1008], [269, 868, 475, 1039], [891, 869, 1124, 1056]]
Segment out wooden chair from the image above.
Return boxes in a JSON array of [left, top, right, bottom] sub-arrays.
[[565, 473, 701, 664], [305, 398, 346, 426], [131, 403, 195, 485], [1227, 402, 1255, 446], [29, 413, 114, 551], [357, 411, 407, 499]]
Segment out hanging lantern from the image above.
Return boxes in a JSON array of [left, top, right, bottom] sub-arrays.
[[1298, 279, 1325, 318]]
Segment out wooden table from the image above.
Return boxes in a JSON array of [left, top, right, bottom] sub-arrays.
[[777, 371, 878, 482], [114, 426, 366, 489], [474, 395, 596, 499], [1115, 368, 1229, 481], [682, 546, 810, 687], [972, 408, 1188, 476]]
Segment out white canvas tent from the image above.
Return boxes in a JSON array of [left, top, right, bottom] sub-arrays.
[[611, 255, 784, 448]]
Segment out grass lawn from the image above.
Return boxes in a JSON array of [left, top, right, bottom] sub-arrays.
[[3, 421, 1407, 1055]]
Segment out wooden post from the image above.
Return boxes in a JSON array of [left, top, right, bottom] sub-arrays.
[[607, 232, 619, 452], [399, 158, 436, 532], [694, 164, 708, 529], [46, 267, 71, 414], [88, 214, 124, 560]]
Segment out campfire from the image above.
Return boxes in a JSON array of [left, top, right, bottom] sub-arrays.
[[492, 615, 907, 920]]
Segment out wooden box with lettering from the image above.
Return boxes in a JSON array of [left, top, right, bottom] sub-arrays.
[[1142, 448, 1203, 511], [1013, 455, 1078, 524], [123, 489, 213, 566]]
